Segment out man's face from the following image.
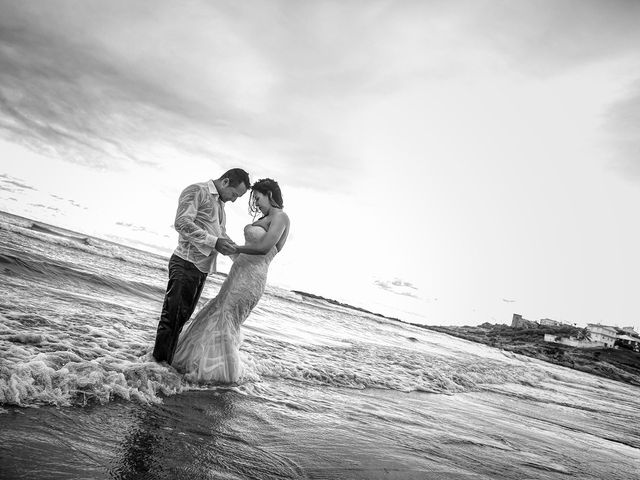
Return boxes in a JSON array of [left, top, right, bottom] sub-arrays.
[[220, 180, 248, 203]]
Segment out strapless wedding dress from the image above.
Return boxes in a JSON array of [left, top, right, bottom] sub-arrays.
[[172, 224, 277, 383]]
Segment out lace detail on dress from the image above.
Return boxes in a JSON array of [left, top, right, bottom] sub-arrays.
[[172, 225, 276, 383]]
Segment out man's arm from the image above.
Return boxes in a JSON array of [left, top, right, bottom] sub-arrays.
[[215, 237, 237, 255], [174, 185, 218, 256], [212, 204, 237, 255]]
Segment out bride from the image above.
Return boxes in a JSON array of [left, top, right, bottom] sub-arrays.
[[172, 178, 290, 383]]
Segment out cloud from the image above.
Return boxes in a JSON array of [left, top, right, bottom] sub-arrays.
[[46, 193, 85, 209], [29, 203, 59, 212], [0, 11, 167, 170], [464, 0, 640, 76], [2, 0, 639, 190], [374, 278, 419, 298], [0, 173, 36, 192], [115, 221, 151, 233], [604, 78, 640, 179], [0, 175, 91, 213], [0, 1, 385, 189]]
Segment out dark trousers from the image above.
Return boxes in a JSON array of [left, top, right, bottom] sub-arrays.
[[152, 254, 207, 364]]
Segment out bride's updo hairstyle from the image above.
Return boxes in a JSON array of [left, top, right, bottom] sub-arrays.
[[249, 178, 284, 217]]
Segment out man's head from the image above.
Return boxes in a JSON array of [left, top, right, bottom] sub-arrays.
[[215, 168, 250, 203]]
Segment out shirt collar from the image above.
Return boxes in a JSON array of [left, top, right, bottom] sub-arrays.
[[207, 179, 219, 197]]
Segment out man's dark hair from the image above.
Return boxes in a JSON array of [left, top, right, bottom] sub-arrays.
[[220, 168, 250, 189]]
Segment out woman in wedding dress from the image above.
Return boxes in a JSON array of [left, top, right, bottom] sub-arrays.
[[172, 178, 290, 383]]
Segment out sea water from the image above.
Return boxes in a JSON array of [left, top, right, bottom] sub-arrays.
[[0, 210, 639, 479]]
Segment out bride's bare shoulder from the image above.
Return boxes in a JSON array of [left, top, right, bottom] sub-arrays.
[[274, 210, 290, 224]]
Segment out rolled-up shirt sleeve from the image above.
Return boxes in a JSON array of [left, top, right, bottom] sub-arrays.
[[174, 185, 218, 256]]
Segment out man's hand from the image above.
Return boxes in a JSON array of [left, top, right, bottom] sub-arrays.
[[215, 238, 237, 255]]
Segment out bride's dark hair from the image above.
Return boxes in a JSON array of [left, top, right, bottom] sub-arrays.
[[249, 178, 284, 217]]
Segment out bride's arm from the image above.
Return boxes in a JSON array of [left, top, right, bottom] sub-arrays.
[[235, 214, 288, 255]]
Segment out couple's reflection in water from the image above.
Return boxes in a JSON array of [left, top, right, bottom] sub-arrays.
[[110, 389, 237, 479]]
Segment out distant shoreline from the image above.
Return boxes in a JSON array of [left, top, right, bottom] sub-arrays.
[[416, 324, 640, 387], [290, 290, 640, 387], [291, 290, 405, 323], [0, 209, 169, 260]]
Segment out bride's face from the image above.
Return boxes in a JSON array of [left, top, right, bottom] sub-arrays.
[[253, 191, 270, 214]]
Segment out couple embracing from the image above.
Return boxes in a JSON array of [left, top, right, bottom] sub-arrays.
[[152, 168, 290, 383]]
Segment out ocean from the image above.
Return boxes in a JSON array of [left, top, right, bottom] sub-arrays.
[[1, 210, 639, 479]]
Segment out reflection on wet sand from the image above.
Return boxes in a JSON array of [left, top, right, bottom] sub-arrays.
[[110, 389, 305, 480], [111, 390, 236, 479]]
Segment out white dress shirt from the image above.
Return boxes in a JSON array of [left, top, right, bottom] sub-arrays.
[[173, 180, 227, 273]]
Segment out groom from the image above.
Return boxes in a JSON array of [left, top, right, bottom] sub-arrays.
[[152, 168, 251, 364]]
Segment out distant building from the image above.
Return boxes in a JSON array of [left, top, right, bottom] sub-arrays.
[[616, 335, 640, 352], [511, 313, 538, 329], [543, 334, 605, 349], [539, 318, 562, 327], [545, 323, 640, 350], [586, 324, 618, 348]]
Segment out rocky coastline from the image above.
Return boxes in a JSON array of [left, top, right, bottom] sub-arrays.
[[420, 323, 640, 387]]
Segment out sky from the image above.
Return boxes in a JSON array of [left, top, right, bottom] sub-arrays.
[[1, 0, 640, 330]]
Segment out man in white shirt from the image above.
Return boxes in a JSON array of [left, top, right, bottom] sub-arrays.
[[152, 168, 250, 364]]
